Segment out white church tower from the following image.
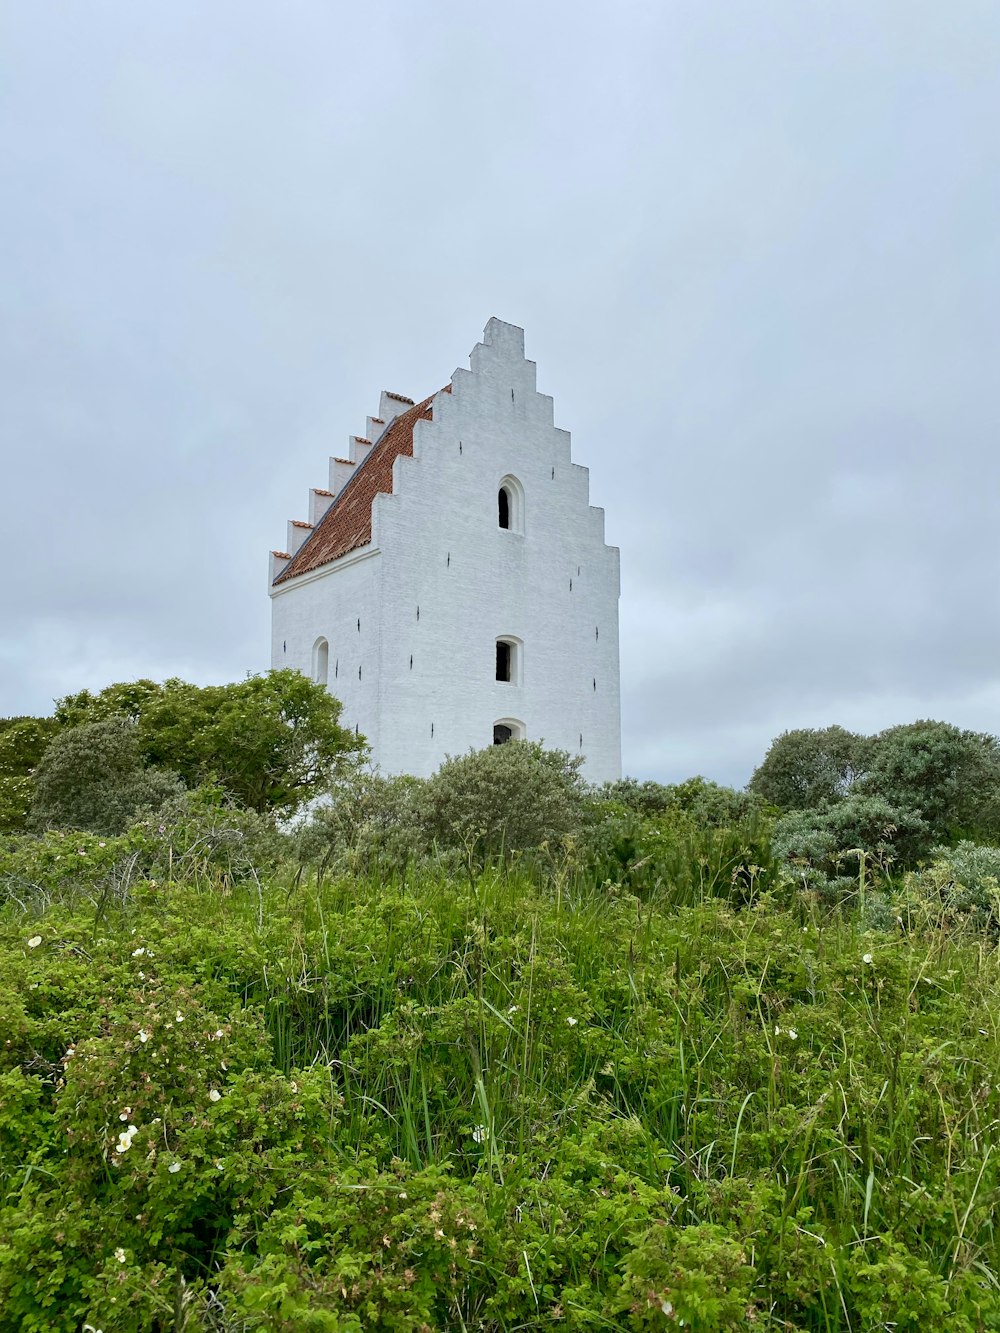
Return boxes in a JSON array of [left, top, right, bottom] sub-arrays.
[[269, 318, 621, 781]]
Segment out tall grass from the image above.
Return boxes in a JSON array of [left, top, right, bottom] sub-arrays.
[[2, 840, 999, 1328]]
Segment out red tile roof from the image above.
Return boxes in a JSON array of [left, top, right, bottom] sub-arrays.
[[273, 392, 438, 585]]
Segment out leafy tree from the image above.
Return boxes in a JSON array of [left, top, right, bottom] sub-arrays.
[[421, 741, 585, 866], [0, 716, 61, 833], [55, 670, 360, 815], [748, 726, 869, 811], [864, 720, 1000, 845], [29, 718, 183, 835]]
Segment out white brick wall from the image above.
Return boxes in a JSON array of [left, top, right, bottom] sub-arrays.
[[270, 318, 621, 782]]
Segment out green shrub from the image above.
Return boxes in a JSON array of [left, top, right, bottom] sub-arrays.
[[296, 767, 427, 880], [420, 741, 585, 868], [29, 718, 183, 836], [902, 840, 1000, 932]]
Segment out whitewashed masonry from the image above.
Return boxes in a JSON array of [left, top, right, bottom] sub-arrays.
[[269, 317, 621, 781]]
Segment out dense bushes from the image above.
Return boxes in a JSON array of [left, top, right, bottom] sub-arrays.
[[2, 856, 999, 1329], [4, 696, 1000, 1327]]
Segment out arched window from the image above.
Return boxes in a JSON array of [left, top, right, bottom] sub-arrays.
[[497, 475, 524, 533], [493, 718, 525, 745], [312, 637, 329, 686], [495, 636, 522, 684]]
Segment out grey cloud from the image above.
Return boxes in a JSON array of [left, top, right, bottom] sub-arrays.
[[2, 0, 999, 786]]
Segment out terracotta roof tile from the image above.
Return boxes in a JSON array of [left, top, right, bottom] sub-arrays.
[[312, 488, 334, 497], [290, 520, 312, 529], [274, 391, 439, 585], [385, 391, 414, 404]]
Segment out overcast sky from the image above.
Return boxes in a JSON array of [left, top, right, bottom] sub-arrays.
[[2, 2, 998, 786]]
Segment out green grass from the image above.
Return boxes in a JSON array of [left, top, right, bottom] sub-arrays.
[[1, 851, 999, 1330]]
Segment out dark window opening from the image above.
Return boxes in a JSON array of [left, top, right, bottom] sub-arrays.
[[358, 666, 362, 680], [459, 440, 463, 454], [357, 618, 360, 633], [496, 641, 511, 682], [593, 677, 597, 691], [409, 654, 413, 669], [282, 640, 286, 653], [494, 724, 513, 745], [416, 606, 420, 621], [498, 488, 510, 529], [431, 722, 434, 737], [447, 552, 451, 567], [579, 733, 583, 748], [335, 659, 338, 678], [551, 467, 555, 480], [569, 578, 573, 591], [595, 626, 599, 641]]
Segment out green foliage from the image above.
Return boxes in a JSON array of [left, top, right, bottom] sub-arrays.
[[585, 802, 777, 907], [774, 793, 931, 895], [601, 775, 764, 826], [903, 839, 1000, 932], [420, 741, 585, 866], [0, 716, 61, 834], [295, 765, 426, 880], [865, 719, 1000, 844], [55, 670, 360, 815], [29, 718, 184, 836], [2, 849, 1000, 1329], [749, 725, 870, 811]]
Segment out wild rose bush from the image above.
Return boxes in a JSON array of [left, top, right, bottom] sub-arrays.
[[1, 854, 999, 1330]]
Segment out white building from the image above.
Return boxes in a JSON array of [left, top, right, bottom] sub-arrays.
[[269, 317, 621, 781]]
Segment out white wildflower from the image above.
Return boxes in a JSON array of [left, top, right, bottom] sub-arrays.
[[138, 1029, 150, 1043], [215, 1029, 224, 1039], [862, 953, 873, 965], [168, 1161, 181, 1174], [116, 1125, 138, 1154], [208, 1089, 221, 1103], [27, 935, 42, 949], [661, 1301, 674, 1316], [471, 1124, 488, 1143], [114, 1247, 127, 1263], [175, 1011, 184, 1023], [788, 1028, 798, 1041], [566, 1016, 578, 1027], [132, 947, 146, 957]]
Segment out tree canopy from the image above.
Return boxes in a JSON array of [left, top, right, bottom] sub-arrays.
[[748, 726, 869, 811], [30, 718, 184, 836], [54, 670, 361, 816]]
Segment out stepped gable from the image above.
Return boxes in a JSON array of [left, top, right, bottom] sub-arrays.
[[274, 391, 443, 584]]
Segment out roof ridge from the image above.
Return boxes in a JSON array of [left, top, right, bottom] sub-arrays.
[[274, 389, 442, 585]]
